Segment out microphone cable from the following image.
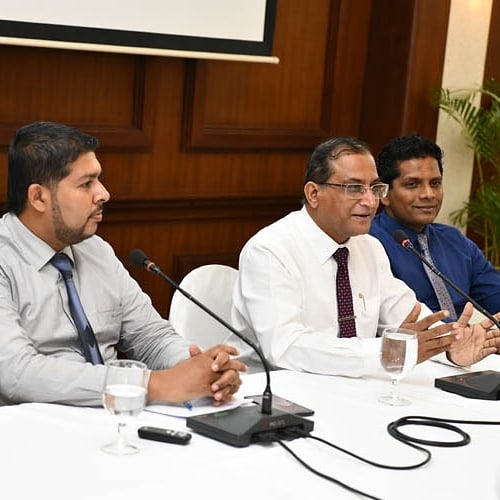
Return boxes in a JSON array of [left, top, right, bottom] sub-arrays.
[[274, 428, 428, 500], [271, 414, 500, 500], [387, 414, 473, 447], [276, 438, 384, 500], [129, 247, 500, 497]]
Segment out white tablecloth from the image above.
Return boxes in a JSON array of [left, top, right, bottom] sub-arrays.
[[2, 356, 500, 500]]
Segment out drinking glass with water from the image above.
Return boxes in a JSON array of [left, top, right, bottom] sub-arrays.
[[101, 359, 148, 455], [378, 327, 418, 406]]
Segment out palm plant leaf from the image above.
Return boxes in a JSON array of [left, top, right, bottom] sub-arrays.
[[434, 84, 500, 171], [451, 182, 500, 264], [435, 80, 500, 266]]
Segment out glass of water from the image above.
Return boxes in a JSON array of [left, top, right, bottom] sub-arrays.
[[101, 359, 148, 455], [379, 327, 418, 406]]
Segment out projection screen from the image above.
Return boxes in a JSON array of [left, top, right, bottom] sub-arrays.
[[0, 0, 278, 63]]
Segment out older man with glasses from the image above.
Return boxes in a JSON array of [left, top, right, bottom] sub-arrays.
[[230, 136, 500, 376]]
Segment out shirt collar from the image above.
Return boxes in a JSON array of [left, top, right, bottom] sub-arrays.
[[298, 206, 350, 264], [4, 213, 75, 271], [378, 211, 428, 244]]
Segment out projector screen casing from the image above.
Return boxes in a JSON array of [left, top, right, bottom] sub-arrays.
[[0, 0, 278, 63]]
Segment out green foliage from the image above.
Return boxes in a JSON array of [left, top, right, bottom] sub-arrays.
[[451, 183, 500, 266], [434, 79, 500, 266]]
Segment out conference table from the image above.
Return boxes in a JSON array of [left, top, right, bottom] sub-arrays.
[[2, 356, 500, 500]]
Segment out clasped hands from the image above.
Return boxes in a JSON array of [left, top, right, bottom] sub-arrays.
[[401, 301, 500, 366], [147, 344, 247, 405]]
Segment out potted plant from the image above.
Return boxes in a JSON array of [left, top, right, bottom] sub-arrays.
[[434, 79, 500, 266]]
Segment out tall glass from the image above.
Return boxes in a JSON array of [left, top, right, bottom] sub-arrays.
[[379, 327, 418, 406], [101, 359, 148, 455]]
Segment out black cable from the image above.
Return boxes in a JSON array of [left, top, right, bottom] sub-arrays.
[[274, 415, 500, 500], [308, 433, 431, 470], [386, 414, 500, 448], [276, 439, 384, 500], [387, 416, 472, 448]]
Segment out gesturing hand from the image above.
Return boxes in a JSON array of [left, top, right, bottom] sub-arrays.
[[447, 303, 500, 366], [400, 302, 459, 364]]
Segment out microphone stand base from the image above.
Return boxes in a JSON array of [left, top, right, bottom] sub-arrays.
[[187, 404, 314, 447]]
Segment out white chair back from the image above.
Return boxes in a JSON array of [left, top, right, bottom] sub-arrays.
[[169, 264, 238, 349]]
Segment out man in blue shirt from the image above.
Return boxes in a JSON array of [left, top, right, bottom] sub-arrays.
[[370, 133, 500, 321]]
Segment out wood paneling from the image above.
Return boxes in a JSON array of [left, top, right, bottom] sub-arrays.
[[0, 46, 155, 151], [482, 0, 500, 117], [182, 0, 372, 151], [360, 0, 451, 154], [0, 0, 452, 314], [97, 195, 301, 315]]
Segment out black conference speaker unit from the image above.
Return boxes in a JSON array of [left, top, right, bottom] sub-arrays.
[[435, 370, 500, 400], [187, 404, 314, 447], [130, 248, 315, 448]]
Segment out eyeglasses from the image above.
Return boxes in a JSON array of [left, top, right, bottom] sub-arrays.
[[320, 182, 389, 199]]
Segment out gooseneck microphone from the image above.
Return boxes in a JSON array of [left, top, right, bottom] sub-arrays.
[[129, 248, 313, 446], [393, 230, 500, 400], [130, 247, 272, 413], [392, 229, 500, 330]]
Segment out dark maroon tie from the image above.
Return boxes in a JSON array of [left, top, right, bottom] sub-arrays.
[[333, 247, 357, 338]]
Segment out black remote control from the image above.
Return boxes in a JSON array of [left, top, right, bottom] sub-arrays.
[[138, 426, 192, 445]]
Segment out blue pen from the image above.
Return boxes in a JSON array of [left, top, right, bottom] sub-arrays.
[[184, 401, 193, 411]]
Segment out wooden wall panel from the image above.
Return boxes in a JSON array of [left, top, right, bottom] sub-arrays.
[[182, 0, 372, 151], [0, 46, 155, 151], [0, 0, 452, 315], [484, 0, 500, 83], [359, 0, 451, 155], [97, 195, 301, 314]]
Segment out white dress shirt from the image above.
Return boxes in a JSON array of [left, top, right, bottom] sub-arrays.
[[0, 213, 190, 406], [231, 206, 435, 376]]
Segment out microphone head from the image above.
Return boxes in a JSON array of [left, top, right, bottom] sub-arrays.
[[392, 230, 411, 247], [129, 248, 150, 268]]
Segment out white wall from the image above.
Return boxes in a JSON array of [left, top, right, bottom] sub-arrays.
[[435, 0, 493, 226]]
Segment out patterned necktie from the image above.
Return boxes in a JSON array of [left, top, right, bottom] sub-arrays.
[[333, 247, 357, 338], [51, 253, 104, 365], [416, 234, 457, 320]]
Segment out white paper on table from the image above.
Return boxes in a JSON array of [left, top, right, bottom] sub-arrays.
[[145, 396, 249, 418]]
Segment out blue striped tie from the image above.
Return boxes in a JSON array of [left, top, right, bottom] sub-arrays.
[[416, 234, 457, 320], [51, 253, 104, 365]]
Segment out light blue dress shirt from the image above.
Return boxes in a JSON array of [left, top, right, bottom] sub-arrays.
[[0, 213, 190, 406]]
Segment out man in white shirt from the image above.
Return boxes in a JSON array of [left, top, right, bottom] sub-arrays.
[[231, 136, 500, 375]]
